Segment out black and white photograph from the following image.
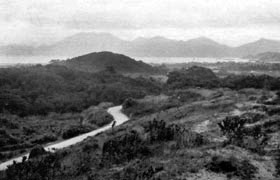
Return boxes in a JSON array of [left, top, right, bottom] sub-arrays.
[[0, 0, 280, 179]]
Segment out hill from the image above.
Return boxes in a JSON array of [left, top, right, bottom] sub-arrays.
[[56, 51, 166, 74], [234, 38, 280, 57], [126, 36, 231, 57], [245, 52, 280, 62], [41, 32, 127, 56], [167, 66, 219, 89]]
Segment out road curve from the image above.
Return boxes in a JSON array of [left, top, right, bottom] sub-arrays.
[[0, 105, 129, 171]]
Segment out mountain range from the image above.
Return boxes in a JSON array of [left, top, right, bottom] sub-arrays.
[[1, 32, 280, 58]]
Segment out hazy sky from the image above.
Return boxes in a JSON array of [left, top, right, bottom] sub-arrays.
[[1, 0, 280, 46]]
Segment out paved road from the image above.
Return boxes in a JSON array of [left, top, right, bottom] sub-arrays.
[[0, 105, 129, 171]]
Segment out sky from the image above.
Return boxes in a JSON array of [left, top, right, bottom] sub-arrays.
[[0, 0, 280, 46]]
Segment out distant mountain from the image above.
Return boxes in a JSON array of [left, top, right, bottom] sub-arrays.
[[43, 33, 232, 57], [245, 52, 280, 62], [0, 45, 35, 56], [126, 36, 231, 57], [234, 38, 280, 57], [55, 51, 166, 74], [2, 32, 280, 58], [41, 32, 128, 56]]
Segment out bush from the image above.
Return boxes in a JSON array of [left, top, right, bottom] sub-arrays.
[[207, 155, 257, 180], [240, 112, 265, 124], [167, 66, 219, 89], [116, 160, 164, 180], [29, 145, 47, 159], [123, 96, 180, 117], [174, 129, 207, 149], [146, 119, 174, 143], [102, 130, 151, 164], [218, 116, 269, 153], [218, 116, 247, 143], [82, 107, 114, 127], [31, 134, 58, 144], [6, 153, 62, 180], [123, 98, 138, 109], [62, 125, 94, 139], [144, 119, 207, 148]]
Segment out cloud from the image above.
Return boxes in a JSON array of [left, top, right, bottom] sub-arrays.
[[1, 0, 280, 45]]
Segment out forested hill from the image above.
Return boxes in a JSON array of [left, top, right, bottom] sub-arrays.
[[0, 64, 162, 116], [53, 51, 166, 74]]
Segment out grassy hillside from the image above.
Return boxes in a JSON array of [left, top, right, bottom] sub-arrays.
[[3, 88, 279, 180], [1, 65, 280, 180]]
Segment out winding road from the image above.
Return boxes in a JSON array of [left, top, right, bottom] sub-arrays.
[[0, 105, 129, 171]]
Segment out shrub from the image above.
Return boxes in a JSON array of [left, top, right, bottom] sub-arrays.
[[102, 130, 151, 164], [218, 116, 247, 143], [123, 98, 138, 109], [143, 119, 208, 149], [122, 95, 180, 117], [174, 129, 207, 149], [218, 116, 269, 153], [240, 112, 265, 124], [31, 134, 58, 144], [6, 153, 62, 180], [117, 160, 164, 180], [29, 145, 47, 159], [146, 119, 176, 143], [167, 66, 219, 89], [62, 125, 94, 139], [82, 106, 114, 127], [206, 155, 257, 180]]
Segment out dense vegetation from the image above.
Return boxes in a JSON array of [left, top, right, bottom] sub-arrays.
[[0, 62, 162, 162], [166, 66, 219, 89], [167, 66, 280, 90], [0, 64, 161, 116]]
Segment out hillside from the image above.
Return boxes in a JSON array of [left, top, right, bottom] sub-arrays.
[[57, 51, 166, 74], [126, 36, 231, 57], [234, 38, 280, 57], [245, 52, 280, 62]]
